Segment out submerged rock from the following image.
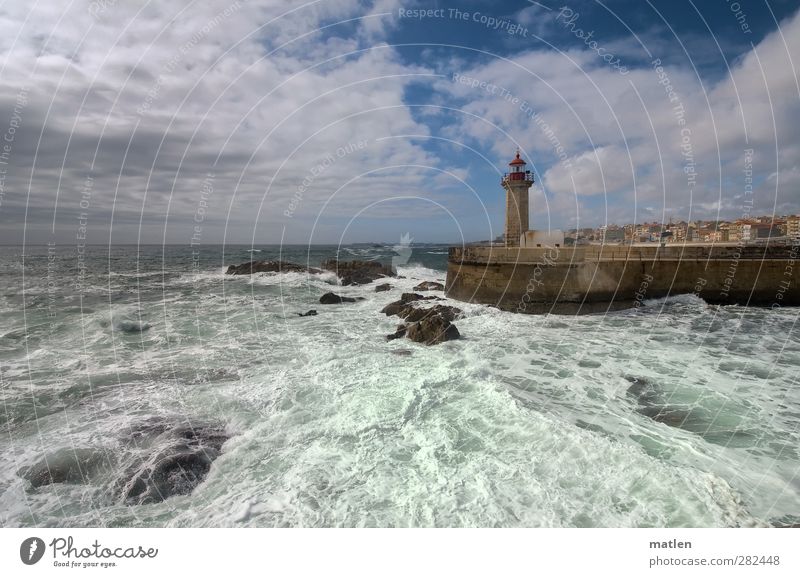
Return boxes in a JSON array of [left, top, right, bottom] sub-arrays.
[[321, 259, 395, 286], [19, 448, 111, 488], [116, 320, 151, 333], [226, 260, 322, 275], [375, 283, 392, 292], [320, 292, 356, 304], [120, 423, 229, 506], [625, 376, 661, 407], [298, 310, 318, 317], [771, 515, 800, 528], [413, 281, 444, 291], [624, 376, 755, 446]]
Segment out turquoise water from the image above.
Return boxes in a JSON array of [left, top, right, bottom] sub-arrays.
[[0, 244, 798, 527]]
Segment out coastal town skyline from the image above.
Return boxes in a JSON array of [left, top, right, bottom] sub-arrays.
[[564, 213, 800, 245]]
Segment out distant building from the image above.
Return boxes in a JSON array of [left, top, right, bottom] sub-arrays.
[[603, 226, 625, 242], [787, 216, 800, 240], [752, 222, 779, 239], [521, 230, 565, 247], [668, 222, 687, 242]]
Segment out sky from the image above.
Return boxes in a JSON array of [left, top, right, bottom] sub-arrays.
[[0, 0, 798, 245]]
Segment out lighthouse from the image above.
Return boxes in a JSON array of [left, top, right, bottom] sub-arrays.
[[501, 150, 533, 247]]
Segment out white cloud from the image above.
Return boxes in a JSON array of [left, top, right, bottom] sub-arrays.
[[438, 7, 800, 226], [0, 0, 450, 243]]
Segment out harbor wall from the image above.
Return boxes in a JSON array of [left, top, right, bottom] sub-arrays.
[[445, 244, 800, 314]]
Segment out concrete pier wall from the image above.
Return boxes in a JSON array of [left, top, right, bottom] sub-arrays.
[[445, 244, 800, 314]]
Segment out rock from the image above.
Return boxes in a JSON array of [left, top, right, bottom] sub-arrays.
[[298, 310, 318, 317], [320, 292, 356, 304], [381, 301, 406, 316], [406, 314, 460, 345], [430, 305, 463, 322], [399, 304, 463, 323], [386, 324, 407, 341], [122, 450, 216, 505], [116, 320, 151, 333], [625, 376, 660, 406], [380, 293, 431, 316], [382, 298, 464, 322], [321, 259, 395, 285], [400, 292, 427, 303], [120, 423, 228, 505], [390, 349, 413, 356], [375, 283, 392, 292], [399, 307, 429, 323], [771, 515, 800, 528], [226, 260, 322, 275], [413, 281, 445, 291], [19, 448, 111, 488]]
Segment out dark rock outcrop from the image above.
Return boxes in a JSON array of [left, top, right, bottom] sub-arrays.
[[19, 448, 111, 488], [320, 292, 356, 304], [386, 324, 407, 341], [406, 314, 460, 345], [321, 259, 395, 285], [375, 283, 392, 292], [380, 293, 433, 316], [401, 292, 430, 303], [18, 419, 231, 504], [382, 296, 464, 323], [413, 281, 445, 291], [431, 305, 463, 322], [400, 308, 429, 323], [226, 260, 322, 275], [120, 423, 228, 505], [298, 310, 318, 317], [400, 304, 463, 323], [382, 297, 463, 346], [381, 301, 406, 316]]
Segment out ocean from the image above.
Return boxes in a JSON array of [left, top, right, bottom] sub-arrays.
[[0, 244, 798, 527]]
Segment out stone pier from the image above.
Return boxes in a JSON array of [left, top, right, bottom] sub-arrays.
[[445, 244, 800, 314]]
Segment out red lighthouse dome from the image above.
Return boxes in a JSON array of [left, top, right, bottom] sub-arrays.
[[505, 149, 531, 182]]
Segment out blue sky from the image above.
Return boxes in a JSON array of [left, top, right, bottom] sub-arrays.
[[0, 0, 798, 244]]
